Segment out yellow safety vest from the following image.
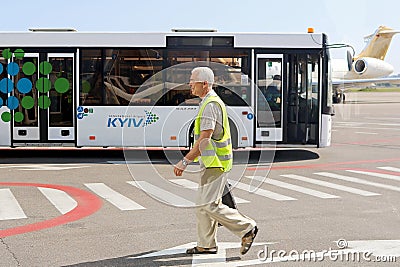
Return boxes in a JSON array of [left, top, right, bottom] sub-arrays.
[[194, 95, 233, 172]]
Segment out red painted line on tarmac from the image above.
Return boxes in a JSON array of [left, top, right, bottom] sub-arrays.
[[0, 182, 102, 238], [247, 157, 400, 171]]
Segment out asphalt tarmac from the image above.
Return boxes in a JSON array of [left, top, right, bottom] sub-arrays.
[[1, 91, 400, 266]]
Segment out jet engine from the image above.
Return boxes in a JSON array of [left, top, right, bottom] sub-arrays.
[[352, 57, 394, 78]]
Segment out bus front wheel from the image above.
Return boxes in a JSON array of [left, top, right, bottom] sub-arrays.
[[229, 120, 239, 149]]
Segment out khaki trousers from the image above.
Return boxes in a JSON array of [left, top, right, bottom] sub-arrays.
[[196, 168, 256, 248]]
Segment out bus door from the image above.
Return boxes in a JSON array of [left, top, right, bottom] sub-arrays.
[[286, 54, 319, 144], [255, 54, 283, 142], [12, 52, 75, 145]]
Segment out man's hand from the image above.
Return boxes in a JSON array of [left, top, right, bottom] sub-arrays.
[[172, 129, 212, 176], [173, 160, 186, 176]]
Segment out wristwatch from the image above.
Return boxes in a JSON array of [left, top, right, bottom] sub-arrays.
[[181, 158, 189, 167]]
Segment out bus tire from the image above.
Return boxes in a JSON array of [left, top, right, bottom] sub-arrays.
[[229, 119, 239, 149]]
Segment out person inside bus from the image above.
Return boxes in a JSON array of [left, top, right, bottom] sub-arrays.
[[173, 66, 258, 255], [264, 74, 281, 110]]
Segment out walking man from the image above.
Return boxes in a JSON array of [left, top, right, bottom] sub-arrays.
[[173, 66, 258, 255]]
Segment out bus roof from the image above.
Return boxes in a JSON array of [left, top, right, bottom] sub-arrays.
[[0, 30, 325, 49]]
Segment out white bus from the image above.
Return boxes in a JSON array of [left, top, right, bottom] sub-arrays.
[[0, 29, 333, 149]]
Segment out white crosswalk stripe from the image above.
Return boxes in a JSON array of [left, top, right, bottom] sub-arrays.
[[38, 187, 77, 214], [2, 166, 400, 222], [377, 166, 400, 173], [280, 174, 380, 196], [169, 179, 250, 204], [232, 180, 297, 201], [346, 170, 400, 182], [0, 188, 27, 220], [127, 181, 195, 207], [315, 172, 400, 192], [246, 176, 339, 199], [85, 183, 146, 210], [192, 244, 227, 266]]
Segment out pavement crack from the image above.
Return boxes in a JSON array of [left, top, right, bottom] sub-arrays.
[[0, 237, 21, 267]]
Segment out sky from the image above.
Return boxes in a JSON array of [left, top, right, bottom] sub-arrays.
[[3, 0, 400, 73]]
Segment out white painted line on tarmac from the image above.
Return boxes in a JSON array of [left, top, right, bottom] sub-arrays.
[[280, 174, 380, 196], [38, 187, 77, 214], [127, 181, 194, 207], [192, 246, 226, 266], [248, 176, 339, 199], [168, 179, 198, 189], [315, 172, 400, 192], [242, 177, 297, 201], [170, 179, 250, 204], [378, 166, 400, 173], [355, 131, 378, 135], [85, 183, 145, 210], [130, 241, 273, 266], [0, 188, 27, 220], [346, 170, 400, 182], [131, 242, 196, 259]]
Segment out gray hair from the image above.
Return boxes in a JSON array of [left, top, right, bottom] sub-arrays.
[[191, 67, 214, 87]]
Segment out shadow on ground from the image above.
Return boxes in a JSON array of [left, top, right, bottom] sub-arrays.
[[0, 148, 319, 165]]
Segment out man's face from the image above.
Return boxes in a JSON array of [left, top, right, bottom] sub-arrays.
[[189, 73, 204, 97]]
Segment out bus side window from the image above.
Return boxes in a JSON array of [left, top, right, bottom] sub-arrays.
[[215, 86, 248, 106], [171, 93, 185, 105]]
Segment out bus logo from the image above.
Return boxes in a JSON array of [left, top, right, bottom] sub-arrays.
[[107, 110, 159, 128], [143, 110, 159, 127]]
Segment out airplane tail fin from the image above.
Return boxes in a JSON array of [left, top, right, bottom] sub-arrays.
[[354, 26, 400, 61]]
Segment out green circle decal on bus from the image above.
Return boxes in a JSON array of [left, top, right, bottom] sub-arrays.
[[1, 48, 73, 123], [82, 80, 91, 93], [21, 96, 35, 109], [14, 112, 24, 122], [14, 49, 25, 59], [1, 111, 11, 122], [22, 62, 36, 75], [54, 78, 70, 93], [36, 77, 52, 93], [2, 49, 12, 60], [39, 61, 52, 75], [38, 95, 51, 109]]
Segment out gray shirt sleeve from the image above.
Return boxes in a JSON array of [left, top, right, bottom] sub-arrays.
[[200, 102, 224, 140]]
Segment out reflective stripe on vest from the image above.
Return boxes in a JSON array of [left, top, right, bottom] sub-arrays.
[[193, 95, 233, 172]]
